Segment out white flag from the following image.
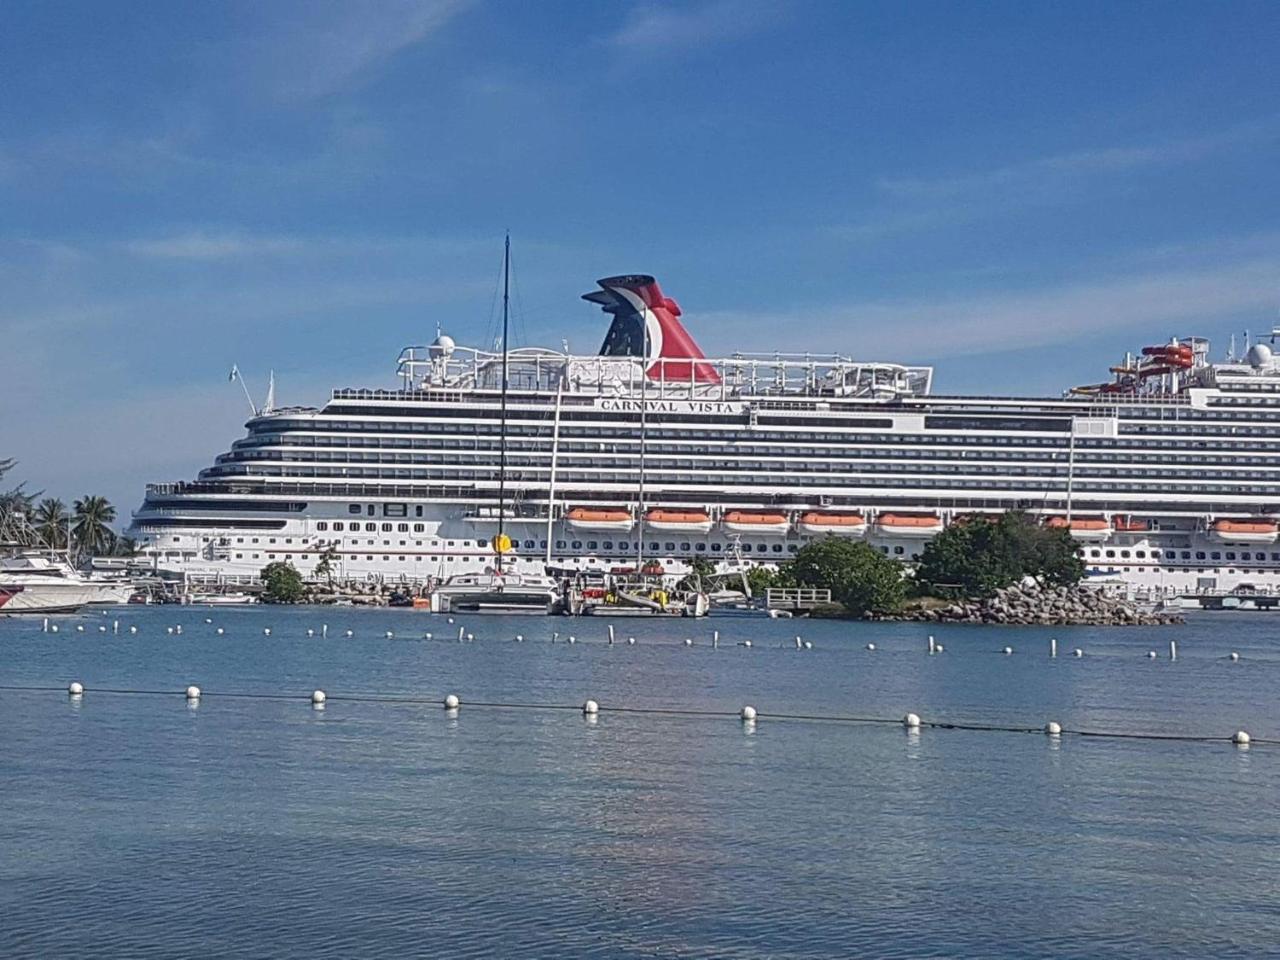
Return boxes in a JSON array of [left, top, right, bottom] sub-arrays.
[[228, 364, 239, 382]]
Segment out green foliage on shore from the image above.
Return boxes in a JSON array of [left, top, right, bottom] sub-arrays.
[[914, 511, 1084, 598], [781, 538, 906, 616], [261, 561, 306, 603]]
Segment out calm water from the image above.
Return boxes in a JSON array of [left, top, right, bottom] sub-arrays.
[[2, 607, 1278, 959]]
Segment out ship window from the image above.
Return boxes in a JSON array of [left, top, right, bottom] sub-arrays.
[[384, 503, 407, 518], [413, 523, 424, 533], [524, 540, 536, 549], [380, 523, 391, 532], [711, 543, 722, 552], [603, 541, 613, 550], [556, 540, 566, 549], [1089, 550, 1100, 558], [788, 544, 798, 552], [894, 546, 904, 555], [235, 553, 243, 559], [1105, 550, 1115, 558], [695, 543, 706, 552], [665, 542, 676, 551], [317, 522, 328, 531], [680, 543, 691, 552], [1226, 552, 1237, 561], [587, 540, 598, 550], [348, 504, 361, 514], [1120, 551, 1130, 559], [572, 540, 582, 549], [880, 546, 889, 554], [650, 542, 660, 551], [415, 505, 423, 517], [742, 544, 753, 553], [772, 545, 783, 553], [267, 554, 276, 559], [1211, 552, 1221, 560], [252, 538, 259, 544], [1183, 551, 1192, 559], [618, 541, 629, 551], [399, 556, 406, 562], [333, 522, 344, 531], [397, 523, 408, 532], [367, 505, 375, 516]]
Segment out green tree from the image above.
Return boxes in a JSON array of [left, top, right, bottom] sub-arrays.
[[261, 561, 305, 603], [785, 538, 906, 616], [0, 459, 40, 545], [312, 542, 339, 584], [744, 564, 779, 598], [915, 511, 1084, 597], [676, 555, 716, 592], [35, 498, 70, 549], [111, 535, 140, 557], [72, 495, 117, 557]]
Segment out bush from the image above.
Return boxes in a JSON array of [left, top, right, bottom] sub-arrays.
[[783, 538, 905, 616], [261, 561, 305, 603], [914, 511, 1084, 598]]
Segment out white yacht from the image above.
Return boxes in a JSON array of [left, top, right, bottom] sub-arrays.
[[0, 552, 131, 613]]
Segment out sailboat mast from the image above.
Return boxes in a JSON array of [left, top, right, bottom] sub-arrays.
[[496, 234, 510, 574]]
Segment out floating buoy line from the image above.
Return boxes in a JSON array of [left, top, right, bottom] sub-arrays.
[[0, 682, 1271, 750]]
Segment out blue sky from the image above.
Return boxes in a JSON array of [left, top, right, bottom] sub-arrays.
[[3, 0, 1279, 515]]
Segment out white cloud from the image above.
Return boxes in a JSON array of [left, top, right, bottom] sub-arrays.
[[691, 256, 1280, 362], [607, 0, 779, 52]]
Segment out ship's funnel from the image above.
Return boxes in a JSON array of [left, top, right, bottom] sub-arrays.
[[584, 275, 720, 384]]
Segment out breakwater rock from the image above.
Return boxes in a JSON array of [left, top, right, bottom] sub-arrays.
[[874, 582, 1184, 626]]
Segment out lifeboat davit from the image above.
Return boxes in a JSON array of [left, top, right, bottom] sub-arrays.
[[645, 509, 714, 534], [798, 512, 867, 537], [566, 507, 634, 532], [722, 510, 791, 536], [1210, 519, 1279, 544], [875, 513, 944, 538], [1046, 517, 1113, 541]]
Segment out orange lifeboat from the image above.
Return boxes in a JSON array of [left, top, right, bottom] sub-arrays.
[[722, 510, 791, 536], [1113, 516, 1150, 532], [874, 513, 944, 538], [1210, 519, 1278, 545], [1046, 517, 1113, 541], [798, 512, 867, 537], [565, 507, 634, 532], [645, 509, 714, 534]]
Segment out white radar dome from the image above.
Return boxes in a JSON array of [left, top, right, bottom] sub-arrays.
[[1247, 343, 1272, 368], [429, 334, 456, 358]]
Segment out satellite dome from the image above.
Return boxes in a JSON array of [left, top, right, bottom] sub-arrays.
[[429, 334, 456, 358], [1247, 343, 1272, 368]]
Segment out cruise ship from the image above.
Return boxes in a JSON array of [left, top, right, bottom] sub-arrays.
[[130, 273, 1280, 596]]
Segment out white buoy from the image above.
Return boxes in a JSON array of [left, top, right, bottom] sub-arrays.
[[306, 628, 315, 637], [215, 627, 224, 636], [1147, 650, 1158, 659], [627, 636, 635, 645], [1050, 637, 1057, 658], [903, 712, 921, 729], [1230, 651, 1240, 661], [515, 633, 523, 642], [568, 635, 577, 644], [1044, 721, 1062, 737], [68, 681, 84, 697], [76, 625, 85, 633], [743, 639, 753, 648], [1073, 648, 1083, 658], [98, 625, 106, 633], [1169, 640, 1177, 661], [447, 617, 454, 624], [185, 685, 201, 700], [1232, 730, 1251, 746], [466, 633, 474, 642], [443, 694, 460, 710], [866, 642, 876, 651], [935, 643, 944, 653], [683, 637, 692, 647], [582, 699, 599, 715], [804, 641, 813, 650], [175, 625, 182, 635], [263, 628, 271, 636], [424, 632, 432, 641], [740, 705, 757, 722], [128, 626, 137, 634], [552, 631, 559, 643], [204, 617, 212, 624], [1003, 646, 1013, 655], [346, 630, 354, 638], [608, 625, 615, 645], [386, 631, 394, 639], [311, 689, 326, 705], [50, 624, 59, 633], [166, 627, 174, 635]]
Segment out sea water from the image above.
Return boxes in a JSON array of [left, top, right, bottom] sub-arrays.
[[1, 607, 1277, 958]]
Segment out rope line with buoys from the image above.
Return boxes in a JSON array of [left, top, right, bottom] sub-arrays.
[[1, 683, 1272, 749]]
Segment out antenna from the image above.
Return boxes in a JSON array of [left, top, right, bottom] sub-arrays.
[[228, 365, 259, 416]]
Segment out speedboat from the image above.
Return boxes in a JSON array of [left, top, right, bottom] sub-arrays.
[[426, 567, 562, 614], [0, 552, 103, 613]]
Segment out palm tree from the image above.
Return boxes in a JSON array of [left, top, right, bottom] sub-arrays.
[[34, 498, 69, 549], [73, 495, 117, 557]]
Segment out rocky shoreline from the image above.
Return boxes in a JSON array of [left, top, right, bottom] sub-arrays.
[[870, 582, 1184, 626]]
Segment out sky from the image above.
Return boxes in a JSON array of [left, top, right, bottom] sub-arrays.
[[2, 0, 1279, 517]]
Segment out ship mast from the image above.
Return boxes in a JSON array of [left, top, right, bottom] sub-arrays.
[[496, 233, 511, 576], [636, 315, 648, 569]]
